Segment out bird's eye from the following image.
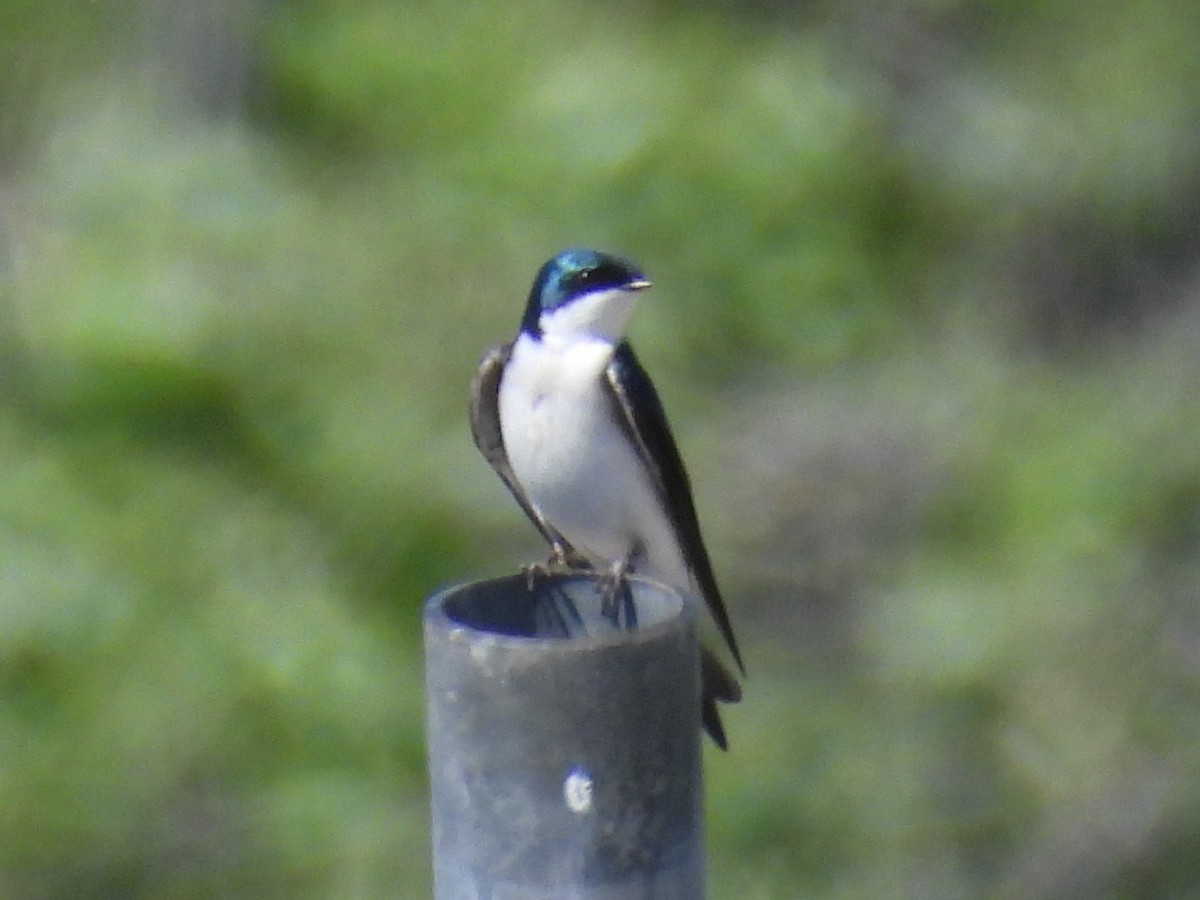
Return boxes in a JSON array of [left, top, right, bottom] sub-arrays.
[[563, 268, 595, 292], [556, 260, 631, 297]]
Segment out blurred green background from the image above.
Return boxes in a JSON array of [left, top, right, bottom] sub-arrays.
[[2, 0, 1199, 896]]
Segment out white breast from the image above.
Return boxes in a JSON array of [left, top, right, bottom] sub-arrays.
[[498, 334, 687, 585]]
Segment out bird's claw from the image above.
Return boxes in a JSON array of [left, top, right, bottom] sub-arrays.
[[524, 543, 592, 591], [522, 560, 549, 592], [596, 572, 620, 619], [552, 544, 592, 572], [595, 556, 637, 630]]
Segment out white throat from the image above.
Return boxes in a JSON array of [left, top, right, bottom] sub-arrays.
[[538, 287, 640, 345]]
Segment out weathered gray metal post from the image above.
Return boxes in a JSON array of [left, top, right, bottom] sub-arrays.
[[424, 573, 704, 899]]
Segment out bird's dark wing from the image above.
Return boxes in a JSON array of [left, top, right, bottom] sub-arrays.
[[469, 342, 580, 560], [604, 341, 745, 675]]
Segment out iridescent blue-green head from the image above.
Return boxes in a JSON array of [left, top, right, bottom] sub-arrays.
[[521, 248, 651, 342]]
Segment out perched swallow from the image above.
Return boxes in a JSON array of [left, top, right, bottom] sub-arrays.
[[470, 248, 743, 748]]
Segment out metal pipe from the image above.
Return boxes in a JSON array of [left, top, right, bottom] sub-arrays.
[[424, 573, 704, 899]]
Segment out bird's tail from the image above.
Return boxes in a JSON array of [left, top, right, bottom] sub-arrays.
[[700, 645, 742, 750]]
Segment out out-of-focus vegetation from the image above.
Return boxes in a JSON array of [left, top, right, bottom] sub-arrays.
[[2, 0, 1199, 896]]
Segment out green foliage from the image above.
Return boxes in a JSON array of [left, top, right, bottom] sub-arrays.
[[2, 0, 1199, 895], [267, 0, 935, 375]]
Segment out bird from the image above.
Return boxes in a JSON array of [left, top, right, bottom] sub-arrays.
[[469, 247, 744, 748]]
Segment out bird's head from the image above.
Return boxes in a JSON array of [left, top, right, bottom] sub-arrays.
[[521, 248, 651, 343]]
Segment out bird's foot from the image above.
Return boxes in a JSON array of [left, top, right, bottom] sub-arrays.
[[522, 560, 550, 592], [596, 555, 637, 631], [550, 543, 592, 573], [524, 543, 592, 591]]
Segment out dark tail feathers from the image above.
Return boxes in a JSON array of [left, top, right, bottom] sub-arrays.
[[700, 645, 742, 750]]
